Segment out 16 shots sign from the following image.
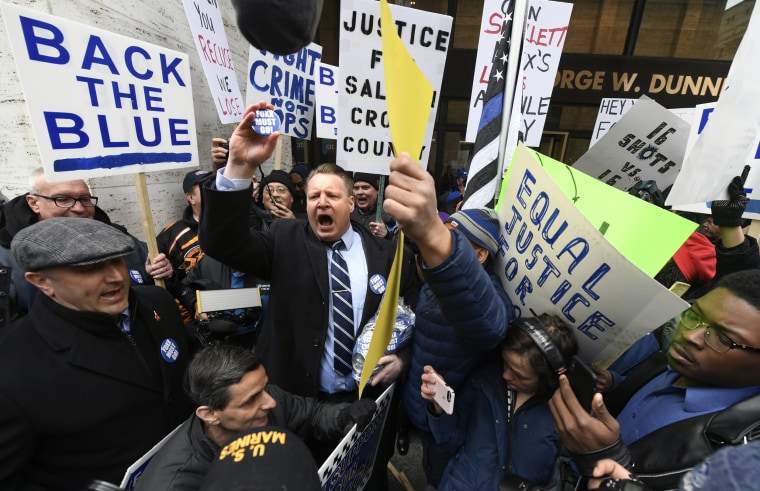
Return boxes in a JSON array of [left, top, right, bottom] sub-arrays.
[[2, 3, 198, 181]]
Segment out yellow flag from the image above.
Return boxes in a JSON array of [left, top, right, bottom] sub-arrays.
[[358, 0, 433, 397]]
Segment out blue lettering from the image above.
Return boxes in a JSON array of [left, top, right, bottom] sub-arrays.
[[144, 86, 164, 112], [98, 114, 129, 147], [504, 205, 523, 234], [516, 169, 536, 208], [111, 81, 138, 110], [577, 311, 615, 341], [321, 106, 336, 125], [537, 256, 560, 286], [504, 257, 518, 281], [514, 276, 533, 306], [557, 237, 589, 274], [45, 112, 87, 149], [20, 16, 69, 64], [82, 35, 119, 74], [305, 78, 316, 106], [319, 65, 334, 85], [525, 243, 543, 269], [125, 46, 152, 80], [541, 208, 568, 248], [76, 76, 105, 106], [561, 293, 590, 323], [529, 191, 549, 225], [550, 280, 571, 304], [160, 54, 186, 86], [169, 118, 190, 145], [270, 65, 284, 97], [289, 73, 306, 103], [250, 60, 269, 91], [583, 263, 611, 301], [515, 223, 533, 254], [134, 117, 161, 146]]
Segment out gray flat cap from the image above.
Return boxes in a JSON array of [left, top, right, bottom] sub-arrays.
[[12, 217, 135, 272]]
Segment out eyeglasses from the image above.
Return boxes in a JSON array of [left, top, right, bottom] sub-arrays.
[[679, 308, 760, 354], [265, 186, 290, 195], [33, 194, 98, 208], [294, 182, 305, 188]]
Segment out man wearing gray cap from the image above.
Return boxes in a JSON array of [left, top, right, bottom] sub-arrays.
[[0, 217, 192, 491], [0, 168, 174, 324]]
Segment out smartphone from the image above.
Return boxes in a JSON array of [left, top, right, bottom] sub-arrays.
[[219, 141, 229, 164], [427, 373, 455, 415], [565, 356, 597, 413], [265, 185, 280, 206]]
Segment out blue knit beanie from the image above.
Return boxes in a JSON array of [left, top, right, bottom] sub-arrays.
[[446, 208, 500, 256]]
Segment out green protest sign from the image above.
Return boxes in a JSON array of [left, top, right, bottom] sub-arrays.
[[497, 145, 696, 277]]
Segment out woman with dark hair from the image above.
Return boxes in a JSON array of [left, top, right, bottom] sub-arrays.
[[421, 314, 580, 490]]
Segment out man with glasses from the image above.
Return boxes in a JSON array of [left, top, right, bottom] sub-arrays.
[[549, 269, 760, 489], [250, 169, 302, 231], [0, 168, 173, 321]]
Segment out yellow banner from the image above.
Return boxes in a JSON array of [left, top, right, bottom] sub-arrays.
[[359, 0, 433, 397]]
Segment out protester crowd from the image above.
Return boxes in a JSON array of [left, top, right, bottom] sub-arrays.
[[2, 100, 760, 491]]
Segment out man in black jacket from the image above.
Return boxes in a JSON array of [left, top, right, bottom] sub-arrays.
[[199, 101, 419, 489], [0, 217, 192, 490], [0, 168, 173, 322], [135, 344, 375, 490]]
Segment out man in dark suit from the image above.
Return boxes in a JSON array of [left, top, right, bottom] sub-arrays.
[[199, 101, 419, 489], [0, 217, 192, 490]]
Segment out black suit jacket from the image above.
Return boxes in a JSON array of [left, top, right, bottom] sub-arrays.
[[200, 186, 418, 396], [0, 287, 192, 490]]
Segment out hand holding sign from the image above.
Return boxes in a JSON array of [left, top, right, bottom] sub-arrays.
[[222, 101, 280, 181], [385, 152, 452, 268]]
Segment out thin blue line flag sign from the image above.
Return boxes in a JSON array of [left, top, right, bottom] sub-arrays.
[[2, 3, 198, 182], [463, 0, 518, 209]]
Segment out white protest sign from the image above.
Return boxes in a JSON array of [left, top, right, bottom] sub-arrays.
[[182, 0, 243, 123], [590, 100, 694, 150], [572, 96, 690, 192], [589, 98, 637, 149], [337, 0, 452, 174], [666, 3, 760, 207], [318, 384, 394, 491], [2, 3, 198, 182], [465, 0, 508, 143], [121, 424, 182, 490], [520, 0, 572, 146], [671, 102, 760, 218], [497, 145, 689, 363], [246, 43, 323, 139], [316, 62, 339, 139]]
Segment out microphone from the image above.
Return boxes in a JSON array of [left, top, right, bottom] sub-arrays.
[[230, 0, 325, 55]]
